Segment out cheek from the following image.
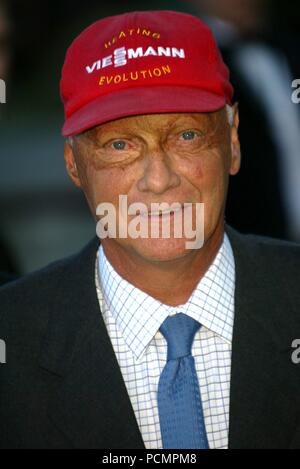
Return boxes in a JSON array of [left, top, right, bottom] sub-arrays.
[[84, 164, 134, 211], [178, 128, 231, 189], [191, 159, 204, 179], [181, 148, 230, 217], [184, 150, 226, 188], [207, 154, 229, 199]]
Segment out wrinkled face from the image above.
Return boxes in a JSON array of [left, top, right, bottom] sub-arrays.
[[65, 108, 240, 262]]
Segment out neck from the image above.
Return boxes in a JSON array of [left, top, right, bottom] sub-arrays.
[[101, 224, 224, 306]]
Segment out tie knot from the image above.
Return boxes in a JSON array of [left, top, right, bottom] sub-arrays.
[[160, 313, 201, 361]]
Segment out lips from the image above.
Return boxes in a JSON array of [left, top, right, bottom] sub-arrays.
[[139, 205, 184, 218]]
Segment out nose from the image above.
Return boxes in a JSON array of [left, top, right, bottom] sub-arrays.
[[137, 145, 181, 195]]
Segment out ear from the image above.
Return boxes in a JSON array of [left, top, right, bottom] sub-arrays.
[[229, 103, 241, 176], [64, 140, 82, 188]]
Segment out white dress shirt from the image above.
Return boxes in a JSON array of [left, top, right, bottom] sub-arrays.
[[95, 233, 235, 449]]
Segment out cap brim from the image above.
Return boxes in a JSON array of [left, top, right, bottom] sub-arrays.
[[62, 85, 226, 137]]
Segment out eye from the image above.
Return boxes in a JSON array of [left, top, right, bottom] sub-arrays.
[[111, 140, 127, 150], [181, 130, 197, 141]]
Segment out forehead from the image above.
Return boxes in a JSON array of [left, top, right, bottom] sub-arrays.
[[84, 110, 227, 137]]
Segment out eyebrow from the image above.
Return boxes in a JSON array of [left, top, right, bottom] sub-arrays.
[[82, 113, 217, 141]]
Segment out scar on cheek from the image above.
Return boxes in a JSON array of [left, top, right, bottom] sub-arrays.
[[193, 161, 203, 178]]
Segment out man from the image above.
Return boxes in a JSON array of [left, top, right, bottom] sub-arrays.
[[0, 10, 300, 449]]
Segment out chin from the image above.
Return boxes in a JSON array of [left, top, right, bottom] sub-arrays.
[[131, 237, 197, 262]]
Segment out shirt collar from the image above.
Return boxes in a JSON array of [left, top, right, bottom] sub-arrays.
[[97, 234, 235, 361]]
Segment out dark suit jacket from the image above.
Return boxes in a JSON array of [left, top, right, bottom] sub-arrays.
[[0, 272, 18, 287], [0, 226, 300, 449]]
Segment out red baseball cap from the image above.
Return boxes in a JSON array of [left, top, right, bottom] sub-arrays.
[[60, 10, 233, 137]]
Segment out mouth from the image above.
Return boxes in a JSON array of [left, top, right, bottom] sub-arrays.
[[139, 205, 185, 218]]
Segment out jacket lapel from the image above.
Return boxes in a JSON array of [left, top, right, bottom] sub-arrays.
[[226, 226, 299, 448], [39, 237, 145, 449]]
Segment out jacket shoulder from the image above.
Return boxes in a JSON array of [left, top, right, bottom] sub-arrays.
[[226, 226, 300, 308], [0, 237, 99, 333], [227, 225, 300, 264], [239, 231, 300, 270]]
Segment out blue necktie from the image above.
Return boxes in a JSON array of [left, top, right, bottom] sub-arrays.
[[157, 313, 209, 449]]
